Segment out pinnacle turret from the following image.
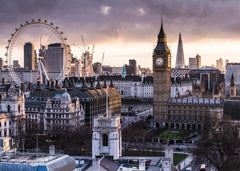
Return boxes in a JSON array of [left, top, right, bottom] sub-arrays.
[[231, 73, 235, 86], [157, 18, 167, 43], [175, 33, 185, 68]]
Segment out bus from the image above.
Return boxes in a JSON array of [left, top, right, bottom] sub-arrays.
[[200, 164, 206, 171]]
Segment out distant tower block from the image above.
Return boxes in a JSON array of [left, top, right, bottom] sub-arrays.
[[175, 33, 185, 68]]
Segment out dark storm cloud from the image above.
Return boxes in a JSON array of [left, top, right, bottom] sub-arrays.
[[1, 0, 240, 46]]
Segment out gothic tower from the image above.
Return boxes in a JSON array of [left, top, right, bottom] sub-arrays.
[[175, 33, 185, 68], [229, 73, 236, 97], [153, 19, 171, 125]]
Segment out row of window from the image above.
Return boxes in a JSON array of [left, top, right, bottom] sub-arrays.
[[47, 114, 70, 118], [168, 115, 203, 121], [0, 129, 10, 137], [47, 120, 69, 124], [0, 121, 10, 127], [168, 110, 204, 115], [46, 109, 70, 113], [168, 105, 210, 110]]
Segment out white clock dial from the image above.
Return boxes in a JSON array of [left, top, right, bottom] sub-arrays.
[[156, 57, 164, 66]]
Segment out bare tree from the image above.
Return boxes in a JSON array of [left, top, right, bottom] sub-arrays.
[[192, 117, 240, 170]]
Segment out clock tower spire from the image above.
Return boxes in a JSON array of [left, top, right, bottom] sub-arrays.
[[152, 19, 171, 125]]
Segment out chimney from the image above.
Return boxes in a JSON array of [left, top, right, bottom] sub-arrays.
[[28, 82, 33, 91], [110, 79, 114, 87], [96, 79, 102, 89], [50, 79, 55, 90], [36, 80, 42, 91], [21, 83, 25, 92], [2, 78, 6, 85], [103, 80, 107, 88], [55, 80, 60, 88], [46, 80, 50, 89], [90, 80, 95, 90], [71, 79, 75, 87]]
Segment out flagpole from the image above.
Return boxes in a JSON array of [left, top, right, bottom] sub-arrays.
[[106, 85, 109, 118]]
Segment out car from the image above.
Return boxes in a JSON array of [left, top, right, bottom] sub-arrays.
[[175, 147, 183, 151], [185, 167, 192, 171]]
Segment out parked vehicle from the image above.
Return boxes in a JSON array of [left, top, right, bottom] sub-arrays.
[[200, 164, 206, 171]]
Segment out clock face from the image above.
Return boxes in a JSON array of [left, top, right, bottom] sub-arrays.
[[156, 57, 164, 66]]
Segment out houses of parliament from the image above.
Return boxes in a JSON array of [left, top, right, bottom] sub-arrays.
[[152, 20, 223, 130]]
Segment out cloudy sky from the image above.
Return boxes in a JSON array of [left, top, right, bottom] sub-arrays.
[[1, 0, 240, 69]]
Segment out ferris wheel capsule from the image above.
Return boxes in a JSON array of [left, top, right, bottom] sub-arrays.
[[60, 31, 63, 34], [5, 53, 8, 56], [50, 22, 53, 25], [56, 26, 59, 29], [32, 19, 35, 22], [44, 20, 48, 23], [15, 28, 18, 31], [38, 19, 41, 22], [26, 21, 29, 24], [64, 38, 67, 40], [11, 34, 14, 37], [8, 40, 11, 42], [6, 46, 8, 49], [20, 24, 23, 27]]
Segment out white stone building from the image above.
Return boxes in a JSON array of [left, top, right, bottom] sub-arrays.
[[92, 114, 122, 160], [0, 85, 25, 138]]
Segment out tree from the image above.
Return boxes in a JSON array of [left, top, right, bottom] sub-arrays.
[[192, 117, 240, 170]]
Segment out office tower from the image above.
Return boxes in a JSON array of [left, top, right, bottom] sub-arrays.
[[126, 59, 136, 76], [93, 62, 102, 75], [24, 42, 35, 70], [13, 60, 20, 68], [175, 33, 185, 68], [196, 54, 201, 68], [75, 59, 82, 77], [0, 58, 3, 71], [45, 43, 72, 74], [216, 58, 224, 71], [189, 57, 197, 69]]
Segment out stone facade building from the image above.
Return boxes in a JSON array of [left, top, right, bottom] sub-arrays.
[[26, 78, 121, 128], [0, 81, 26, 150]]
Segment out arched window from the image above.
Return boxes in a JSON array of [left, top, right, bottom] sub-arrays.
[[7, 105, 11, 113], [102, 134, 108, 146], [18, 105, 21, 113]]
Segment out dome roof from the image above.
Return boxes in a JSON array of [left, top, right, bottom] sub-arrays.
[[62, 90, 71, 101]]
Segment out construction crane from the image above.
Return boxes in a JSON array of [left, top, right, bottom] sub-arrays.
[[102, 52, 105, 65], [81, 35, 87, 51]]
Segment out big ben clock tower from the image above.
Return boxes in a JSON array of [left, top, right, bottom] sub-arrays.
[[153, 19, 171, 126]]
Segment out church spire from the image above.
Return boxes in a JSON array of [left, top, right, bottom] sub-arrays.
[[175, 33, 185, 68], [231, 73, 235, 86]]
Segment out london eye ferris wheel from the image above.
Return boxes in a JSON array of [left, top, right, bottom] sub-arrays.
[[5, 19, 70, 85]]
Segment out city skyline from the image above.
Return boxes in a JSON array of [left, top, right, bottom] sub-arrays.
[[1, 0, 240, 69]]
